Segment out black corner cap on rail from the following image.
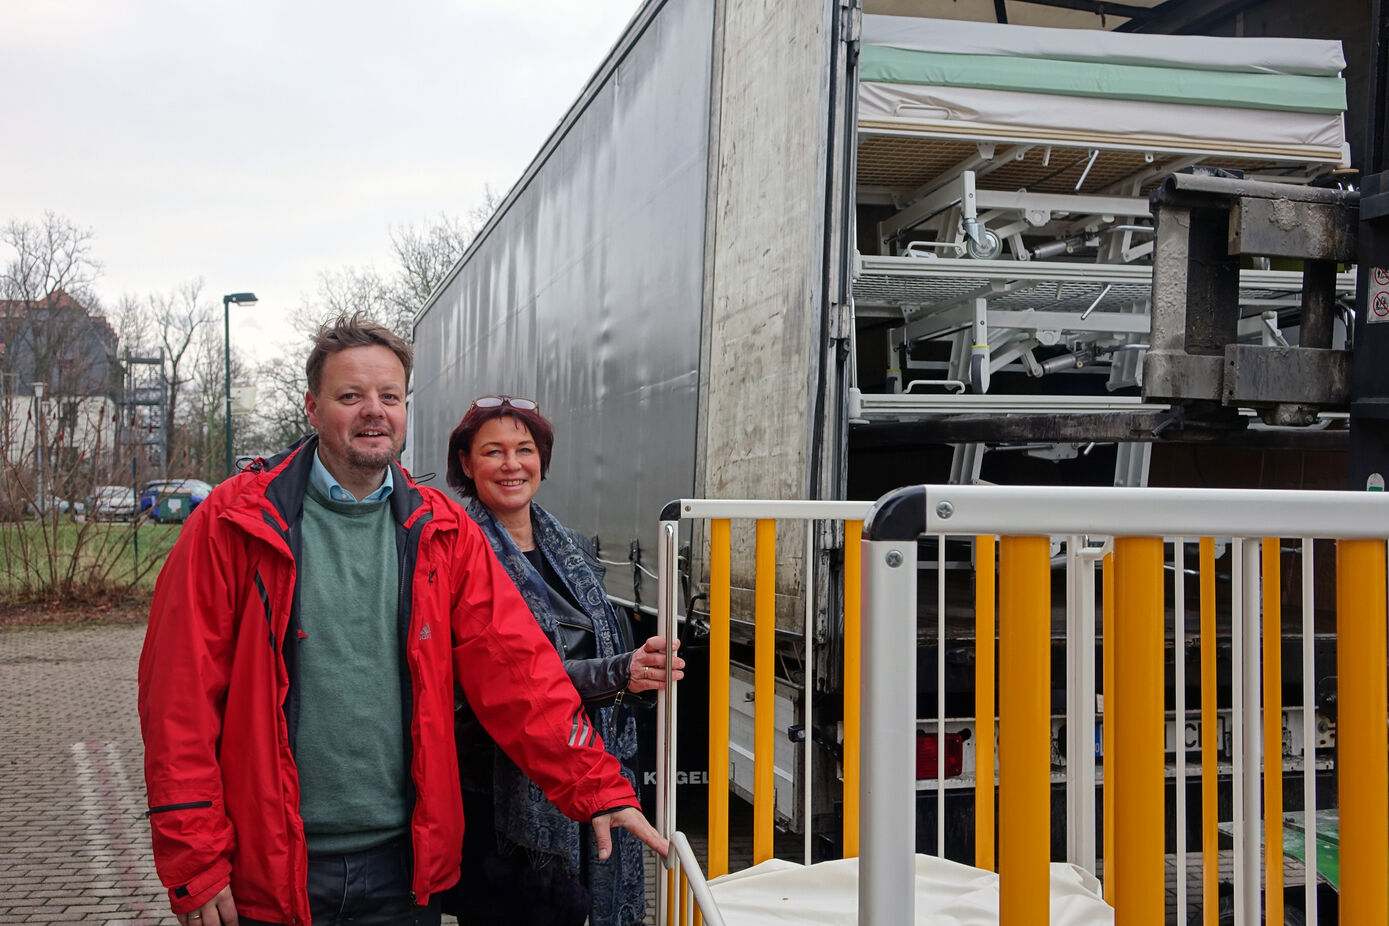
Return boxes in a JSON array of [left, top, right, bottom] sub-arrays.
[[659, 499, 682, 521], [863, 485, 927, 541]]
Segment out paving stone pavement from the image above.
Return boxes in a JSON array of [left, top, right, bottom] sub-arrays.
[[0, 623, 683, 926], [1, 624, 164, 925]]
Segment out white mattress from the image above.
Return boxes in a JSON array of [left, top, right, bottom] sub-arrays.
[[857, 15, 1348, 166], [708, 855, 1114, 925], [859, 82, 1346, 158], [861, 14, 1345, 76]]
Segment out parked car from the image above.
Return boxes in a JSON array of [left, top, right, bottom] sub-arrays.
[[23, 495, 86, 519], [88, 485, 139, 521], [139, 478, 214, 521]]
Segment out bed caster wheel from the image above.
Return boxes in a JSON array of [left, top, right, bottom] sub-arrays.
[[966, 229, 1002, 260], [969, 353, 989, 394]]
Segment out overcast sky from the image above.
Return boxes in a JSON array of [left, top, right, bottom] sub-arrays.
[[2, 0, 644, 359]]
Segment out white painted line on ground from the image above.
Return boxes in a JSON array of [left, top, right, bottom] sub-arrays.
[[72, 741, 161, 924]]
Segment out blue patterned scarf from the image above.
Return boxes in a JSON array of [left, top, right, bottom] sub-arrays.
[[466, 498, 644, 926]]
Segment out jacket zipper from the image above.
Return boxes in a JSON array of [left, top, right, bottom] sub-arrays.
[[399, 510, 433, 907], [146, 800, 213, 816]]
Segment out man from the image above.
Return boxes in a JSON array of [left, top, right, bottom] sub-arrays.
[[139, 313, 663, 926]]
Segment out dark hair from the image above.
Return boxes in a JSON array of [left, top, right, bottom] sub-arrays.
[[446, 402, 554, 498], [305, 312, 413, 395]]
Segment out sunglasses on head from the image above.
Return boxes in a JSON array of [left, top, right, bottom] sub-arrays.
[[469, 395, 540, 413]]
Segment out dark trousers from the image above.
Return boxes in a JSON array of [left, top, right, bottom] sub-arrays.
[[240, 837, 442, 926], [440, 790, 589, 926]]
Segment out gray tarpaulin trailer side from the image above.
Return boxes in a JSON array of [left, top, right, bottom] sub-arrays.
[[410, 0, 855, 622], [411, 0, 712, 556]]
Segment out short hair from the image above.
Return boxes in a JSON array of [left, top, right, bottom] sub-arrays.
[[305, 312, 413, 395], [446, 402, 554, 498]]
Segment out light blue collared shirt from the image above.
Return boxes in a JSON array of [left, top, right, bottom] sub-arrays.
[[310, 450, 394, 504]]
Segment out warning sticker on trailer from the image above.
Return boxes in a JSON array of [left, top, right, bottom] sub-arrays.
[[1372, 268, 1389, 323]]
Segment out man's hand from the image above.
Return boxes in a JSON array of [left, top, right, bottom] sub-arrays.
[[593, 806, 669, 859], [176, 884, 237, 926]]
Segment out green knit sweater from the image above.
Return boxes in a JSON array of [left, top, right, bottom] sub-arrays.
[[295, 484, 407, 853]]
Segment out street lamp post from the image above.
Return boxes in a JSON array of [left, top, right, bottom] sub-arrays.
[[222, 292, 258, 477], [31, 381, 45, 517]]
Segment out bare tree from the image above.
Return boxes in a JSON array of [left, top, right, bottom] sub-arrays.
[[108, 280, 229, 480], [0, 212, 121, 512], [303, 265, 394, 336], [1, 213, 104, 393], [245, 354, 311, 453], [244, 191, 504, 461], [385, 212, 473, 334], [171, 331, 257, 481], [149, 279, 216, 466], [386, 190, 503, 331], [0, 212, 101, 303], [109, 293, 153, 360], [294, 195, 501, 345], [0, 214, 183, 605], [291, 214, 470, 343]]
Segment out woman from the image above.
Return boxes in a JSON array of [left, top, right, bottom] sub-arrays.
[[442, 395, 684, 926]]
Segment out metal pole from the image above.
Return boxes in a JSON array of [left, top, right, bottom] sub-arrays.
[[1370, 0, 1389, 174], [1239, 540, 1263, 925], [1000, 535, 1051, 926], [859, 536, 917, 926], [656, 519, 679, 925], [661, 521, 680, 833], [1351, 1, 1389, 490], [708, 518, 732, 878], [223, 295, 233, 478], [31, 382, 44, 516], [1065, 535, 1082, 871], [1300, 541, 1318, 926], [1336, 539, 1389, 925], [132, 452, 139, 576], [802, 520, 814, 865], [1231, 540, 1246, 923], [1067, 542, 1099, 875], [1200, 538, 1219, 923], [1112, 536, 1165, 925], [976, 534, 997, 872], [1173, 540, 1187, 926], [670, 833, 728, 926], [936, 534, 946, 855], [1102, 552, 1115, 902], [859, 482, 926, 926], [843, 519, 863, 859], [753, 519, 776, 864], [1262, 540, 1284, 926]]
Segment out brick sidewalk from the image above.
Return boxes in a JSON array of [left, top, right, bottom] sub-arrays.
[[0, 625, 164, 924], [0, 623, 677, 925]]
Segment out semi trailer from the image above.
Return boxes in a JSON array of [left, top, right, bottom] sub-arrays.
[[409, 0, 1375, 917]]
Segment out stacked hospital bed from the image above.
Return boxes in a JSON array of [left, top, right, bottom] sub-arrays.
[[850, 15, 1352, 482]]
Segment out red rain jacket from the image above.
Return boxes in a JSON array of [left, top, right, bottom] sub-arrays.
[[138, 437, 637, 923]]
